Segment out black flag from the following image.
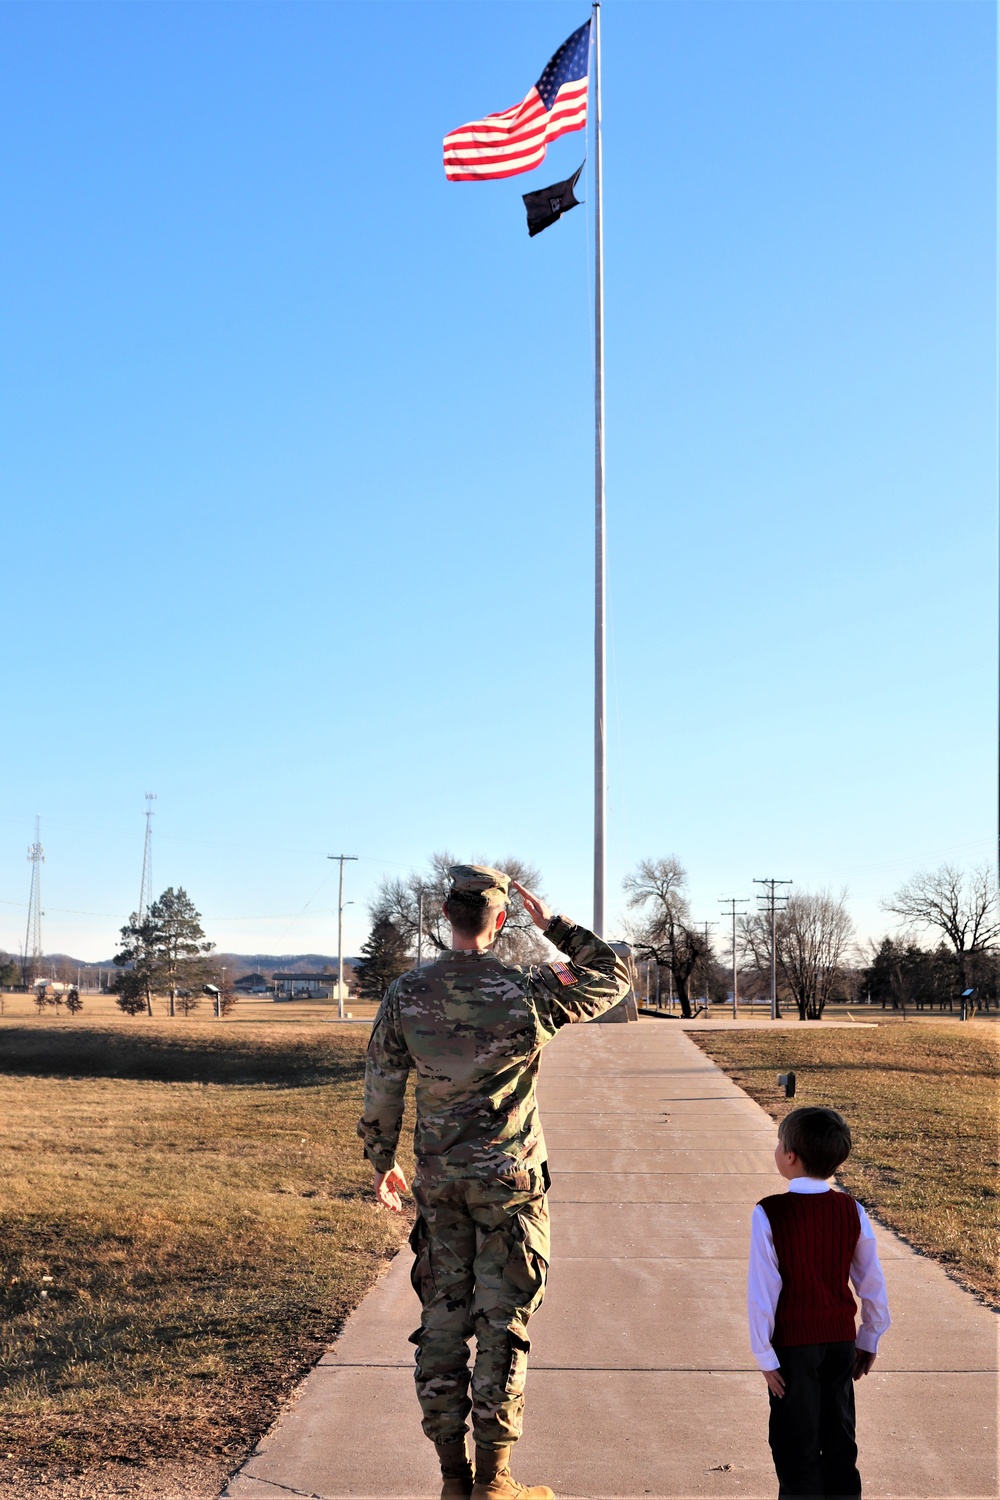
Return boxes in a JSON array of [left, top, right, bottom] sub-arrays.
[[522, 164, 584, 237]]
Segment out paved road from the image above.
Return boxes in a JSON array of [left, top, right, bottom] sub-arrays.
[[224, 1022, 998, 1500]]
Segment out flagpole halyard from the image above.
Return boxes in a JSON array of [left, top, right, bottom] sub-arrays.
[[592, 0, 606, 937], [440, 15, 599, 922]]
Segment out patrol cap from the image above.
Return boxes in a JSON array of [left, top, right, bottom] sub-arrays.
[[447, 864, 510, 906]]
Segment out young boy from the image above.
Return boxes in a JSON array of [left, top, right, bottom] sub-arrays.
[[748, 1106, 891, 1499]]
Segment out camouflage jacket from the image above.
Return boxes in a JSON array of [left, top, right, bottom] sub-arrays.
[[358, 916, 630, 1184]]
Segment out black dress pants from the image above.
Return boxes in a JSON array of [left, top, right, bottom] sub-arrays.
[[768, 1341, 861, 1499]]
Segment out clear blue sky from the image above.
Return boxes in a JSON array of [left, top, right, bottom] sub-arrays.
[[0, 0, 994, 963]]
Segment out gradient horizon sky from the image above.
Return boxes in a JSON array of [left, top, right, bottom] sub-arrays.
[[0, 0, 994, 965]]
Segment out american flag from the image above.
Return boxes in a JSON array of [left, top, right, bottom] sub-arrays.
[[443, 20, 590, 182]]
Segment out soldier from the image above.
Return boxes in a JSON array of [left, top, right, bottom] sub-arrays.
[[358, 864, 631, 1500]]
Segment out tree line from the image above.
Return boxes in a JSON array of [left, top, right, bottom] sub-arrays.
[[8, 855, 995, 1022], [353, 852, 999, 1021], [625, 857, 998, 1019]]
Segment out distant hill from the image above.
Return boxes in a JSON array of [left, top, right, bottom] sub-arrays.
[[8, 953, 360, 979], [214, 954, 360, 979]]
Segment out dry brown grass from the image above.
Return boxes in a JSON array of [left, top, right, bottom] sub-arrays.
[[0, 1019, 410, 1493], [690, 1022, 1000, 1307], [0, 989, 380, 1024]]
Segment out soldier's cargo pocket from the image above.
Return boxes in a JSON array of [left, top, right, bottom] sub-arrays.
[[502, 1205, 549, 1314], [409, 1215, 434, 1304], [505, 1330, 531, 1397]]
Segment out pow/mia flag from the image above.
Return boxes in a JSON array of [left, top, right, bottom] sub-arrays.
[[522, 163, 584, 237]]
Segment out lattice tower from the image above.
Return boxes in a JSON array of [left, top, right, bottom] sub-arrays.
[[138, 793, 156, 921], [24, 816, 44, 978]]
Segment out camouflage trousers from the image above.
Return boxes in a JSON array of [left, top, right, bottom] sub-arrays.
[[409, 1172, 550, 1451]]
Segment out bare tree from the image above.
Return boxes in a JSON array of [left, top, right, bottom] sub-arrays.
[[741, 890, 854, 1021], [217, 971, 237, 1017], [622, 857, 710, 1019], [371, 851, 550, 968], [882, 864, 1000, 992], [780, 891, 854, 1020]]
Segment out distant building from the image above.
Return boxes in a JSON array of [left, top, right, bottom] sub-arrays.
[[234, 972, 270, 995], [272, 972, 333, 1000]]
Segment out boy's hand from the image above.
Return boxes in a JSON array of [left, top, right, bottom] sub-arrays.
[[512, 880, 553, 931], [762, 1369, 785, 1398], [374, 1165, 408, 1213], [853, 1350, 876, 1380]]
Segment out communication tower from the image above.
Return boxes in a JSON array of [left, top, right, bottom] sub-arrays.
[[138, 793, 157, 920], [24, 816, 44, 982]]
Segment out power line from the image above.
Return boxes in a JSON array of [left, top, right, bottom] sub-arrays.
[[719, 897, 749, 1021], [754, 878, 792, 1021]]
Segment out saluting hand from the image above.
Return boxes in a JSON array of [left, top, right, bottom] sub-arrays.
[[374, 1165, 409, 1214], [511, 880, 553, 931]]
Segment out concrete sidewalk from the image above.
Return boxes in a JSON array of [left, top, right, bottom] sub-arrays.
[[224, 1023, 998, 1500]]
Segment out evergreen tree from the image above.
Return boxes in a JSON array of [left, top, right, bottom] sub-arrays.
[[0, 954, 21, 987], [113, 887, 214, 1017], [354, 915, 410, 1001], [112, 965, 153, 1016], [113, 914, 158, 1016], [148, 888, 214, 1017]]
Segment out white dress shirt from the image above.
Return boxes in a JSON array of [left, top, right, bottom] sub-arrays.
[[747, 1177, 891, 1372]]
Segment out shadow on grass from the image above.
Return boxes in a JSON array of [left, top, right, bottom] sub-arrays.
[[0, 1025, 366, 1087]]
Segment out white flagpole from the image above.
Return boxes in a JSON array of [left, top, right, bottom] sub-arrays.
[[592, 1, 606, 936]]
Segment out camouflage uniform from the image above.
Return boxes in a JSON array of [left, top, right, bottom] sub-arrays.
[[358, 868, 630, 1451]]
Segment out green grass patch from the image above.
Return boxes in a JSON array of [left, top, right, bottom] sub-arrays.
[[690, 1023, 1000, 1307], [0, 1020, 410, 1479]]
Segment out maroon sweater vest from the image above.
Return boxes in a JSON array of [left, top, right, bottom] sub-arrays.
[[759, 1190, 860, 1347]]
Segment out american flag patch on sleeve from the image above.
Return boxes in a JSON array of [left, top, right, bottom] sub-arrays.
[[548, 961, 578, 987]]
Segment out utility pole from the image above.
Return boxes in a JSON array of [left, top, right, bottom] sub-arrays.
[[218, 966, 226, 1019], [719, 897, 748, 1021], [139, 793, 157, 921], [328, 855, 358, 1020], [699, 921, 717, 1014], [417, 888, 424, 969], [24, 817, 44, 986], [753, 879, 792, 1020]]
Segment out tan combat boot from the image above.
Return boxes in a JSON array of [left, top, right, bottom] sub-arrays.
[[471, 1444, 555, 1499], [436, 1437, 474, 1498]]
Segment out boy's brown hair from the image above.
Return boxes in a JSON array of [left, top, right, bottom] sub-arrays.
[[778, 1106, 852, 1178]]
